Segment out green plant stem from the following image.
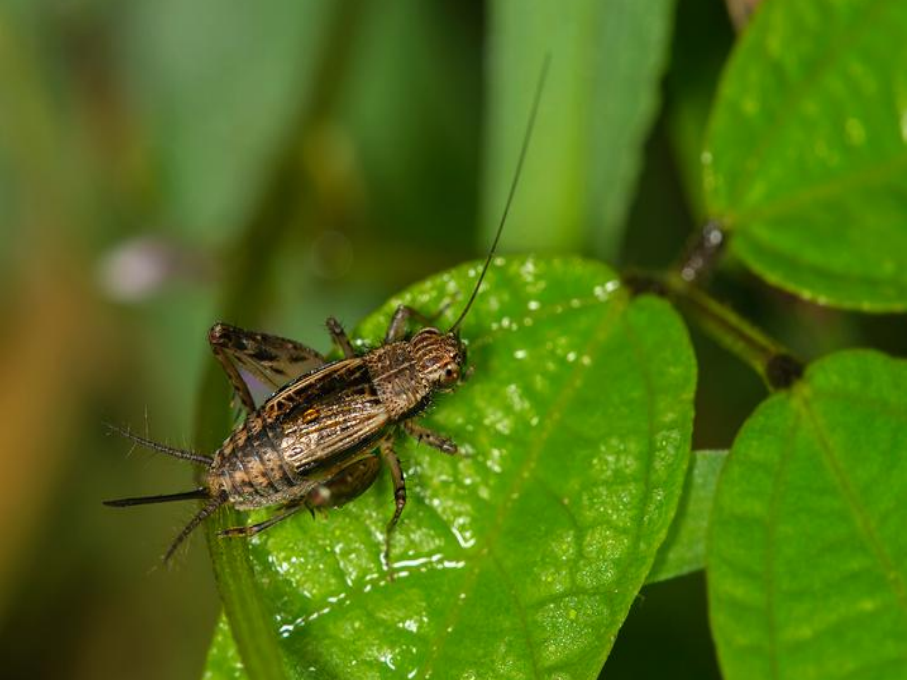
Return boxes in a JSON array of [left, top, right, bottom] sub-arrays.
[[661, 273, 803, 391], [194, 2, 365, 678]]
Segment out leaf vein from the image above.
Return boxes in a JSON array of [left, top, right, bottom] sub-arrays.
[[418, 299, 625, 677]]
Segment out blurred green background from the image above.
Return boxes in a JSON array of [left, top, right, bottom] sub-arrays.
[[0, 0, 901, 678]]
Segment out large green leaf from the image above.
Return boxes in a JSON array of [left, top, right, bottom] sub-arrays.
[[708, 350, 907, 678], [483, 0, 677, 257], [703, 0, 907, 310], [647, 450, 727, 584], [203, 256, 696, 678]]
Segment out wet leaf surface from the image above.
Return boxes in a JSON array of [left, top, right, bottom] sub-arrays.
[[203, 256, 696, 678]]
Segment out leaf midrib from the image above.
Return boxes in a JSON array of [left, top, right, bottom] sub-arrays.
[[794, 385, 906, 604], [726, 154, 906, 227], [418, 295, 628, 678]]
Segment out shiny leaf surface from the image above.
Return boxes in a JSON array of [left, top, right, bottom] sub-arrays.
[[203, 256, 696, 678]]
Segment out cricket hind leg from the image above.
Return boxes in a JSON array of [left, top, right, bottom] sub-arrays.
[[219, 503, 307, 538], [164, 493, 227, 563], [208, 322, 327, 413], [304, 456, 382, 513], [218, 457, 382, 538], [304, 452, 404, 578]]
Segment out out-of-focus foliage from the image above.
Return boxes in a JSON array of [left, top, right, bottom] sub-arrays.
[[483, 0, 676, 257]]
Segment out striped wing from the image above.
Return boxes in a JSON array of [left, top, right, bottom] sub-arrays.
[[264, 359, 390, 475]]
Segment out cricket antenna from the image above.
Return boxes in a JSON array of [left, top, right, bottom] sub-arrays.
[[449, 53, 551, 333]]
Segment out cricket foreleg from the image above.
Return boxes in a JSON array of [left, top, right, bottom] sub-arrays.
[[219, 503, 306, 538], [403, 420, 459, 455], [326, 317, 357, 358], [384, 304, 449, 343], [380, 439, 407, 575]]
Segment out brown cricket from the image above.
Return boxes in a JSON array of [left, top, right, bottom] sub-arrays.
[[105, 57, 549, 568]]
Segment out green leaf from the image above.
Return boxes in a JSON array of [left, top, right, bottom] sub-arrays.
[[703, 0, 907, 311], [647, 450, 727, 584], [203, 256, 696, 678], [483, 0, 677, 257], [708, 350, 907, 678]]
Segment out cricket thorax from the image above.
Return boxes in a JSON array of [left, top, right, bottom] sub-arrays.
[[363, 341, 427, 419]]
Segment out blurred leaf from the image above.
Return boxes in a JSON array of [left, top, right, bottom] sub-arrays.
[[484, 0, 677, 257], [663, 0, 733, 220], [204, 256, 696, 678], [340, 0, 481, 251], [708, 350, 906, 677], [703, 0, 907, 310], [119, 0, 336, 241], [647, 449, 726, 584], [205, 617, 247, 681]]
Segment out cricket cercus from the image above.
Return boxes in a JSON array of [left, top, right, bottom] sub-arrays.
[[105, 57, 550, 571]]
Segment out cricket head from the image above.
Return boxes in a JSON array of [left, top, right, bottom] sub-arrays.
[[410, 328, 466, 391]]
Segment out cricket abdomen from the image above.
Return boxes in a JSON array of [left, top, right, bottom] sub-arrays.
[[209, 416, 302, 509], [210, 357, 394, 510]]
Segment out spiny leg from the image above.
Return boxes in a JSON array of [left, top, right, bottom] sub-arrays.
[[164, 494, 226, 563], [384, 304, 449, 343], [219, 503, 306, 538], [379, 438, 407, 576], [326, 317, 357, 358], [403, 420, 459, 455]]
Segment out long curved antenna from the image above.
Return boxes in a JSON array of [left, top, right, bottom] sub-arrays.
[[449, 53, 551, 332]]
